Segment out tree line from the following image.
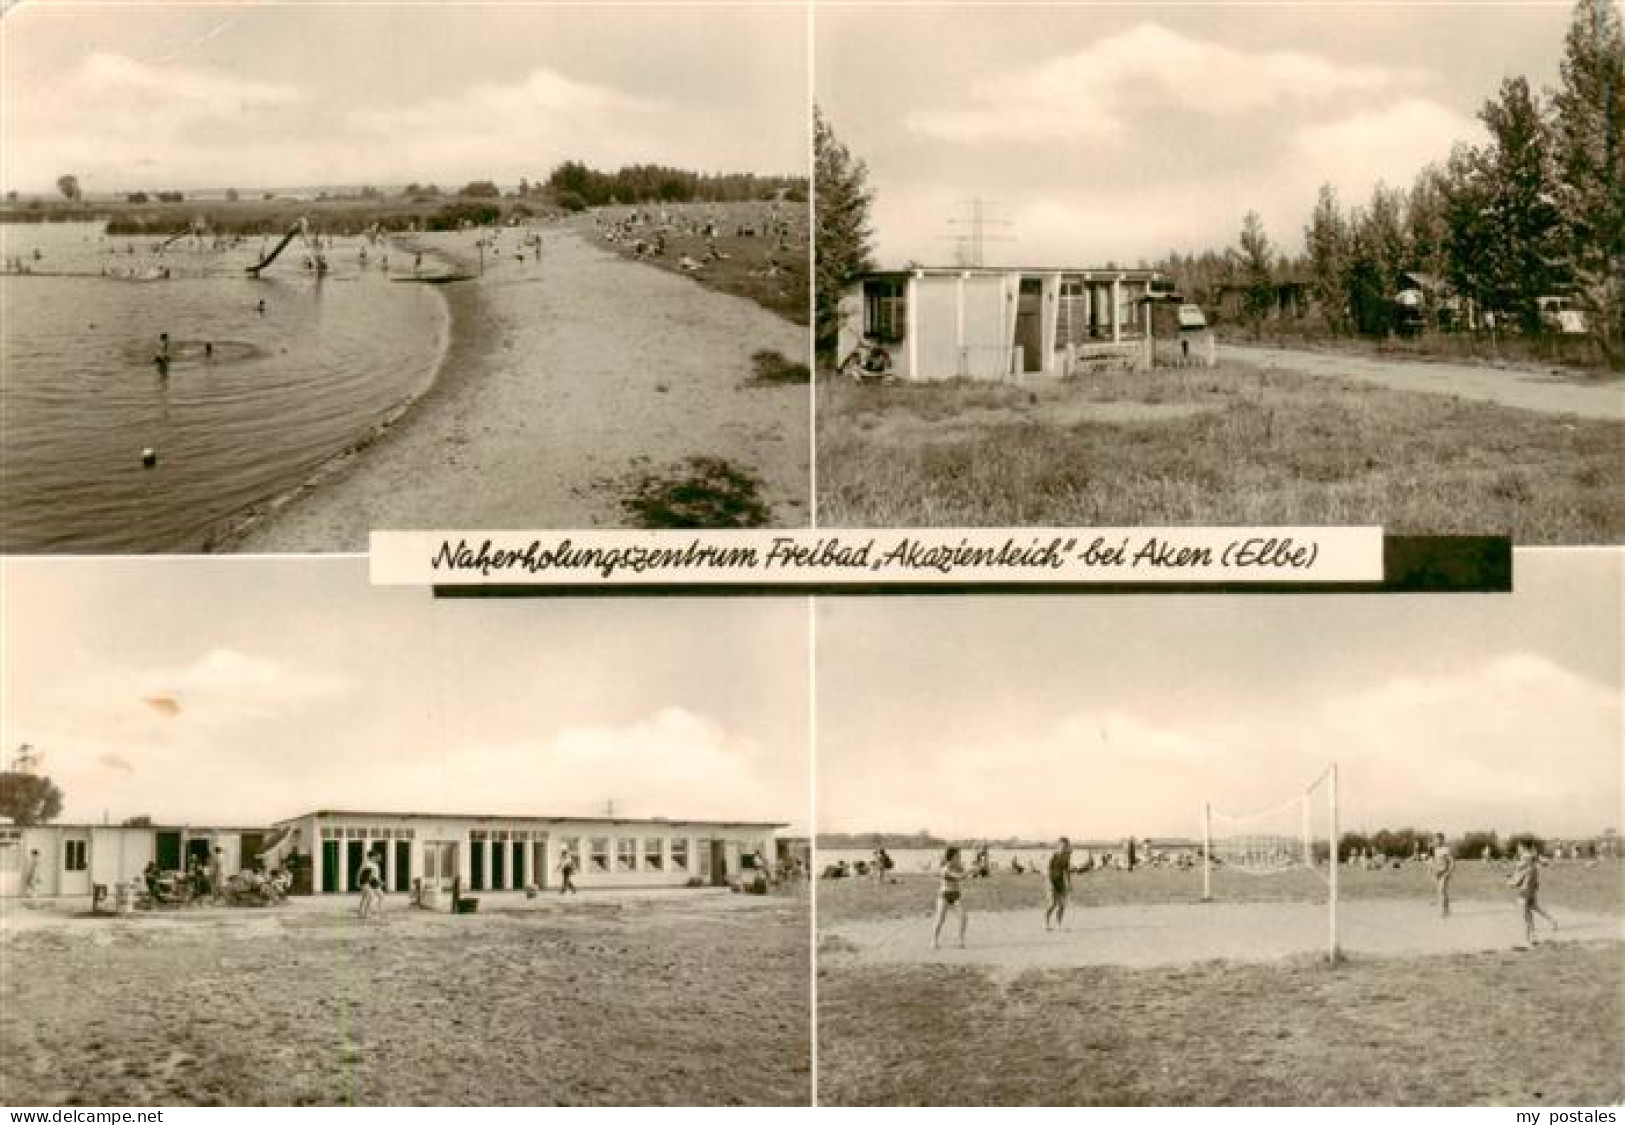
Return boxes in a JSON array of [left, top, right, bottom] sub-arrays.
[[1170, 0, 1621, 361], [543, 161, 807, 211]]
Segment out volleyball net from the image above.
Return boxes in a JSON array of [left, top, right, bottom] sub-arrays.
[[1203, 763, 1340, 962]]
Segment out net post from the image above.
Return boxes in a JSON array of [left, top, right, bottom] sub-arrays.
[[1328, 763, 1340, 965], [1202, 802, 1212, 902]]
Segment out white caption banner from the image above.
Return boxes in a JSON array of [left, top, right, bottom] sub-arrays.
[[371, 527, 1383, 587]]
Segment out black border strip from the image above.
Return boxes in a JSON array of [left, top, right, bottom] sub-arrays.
[[431, 535, 1511, 598]]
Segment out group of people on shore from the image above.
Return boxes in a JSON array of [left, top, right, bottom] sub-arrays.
[[914, 835, 1569, 953], [1428, 833, 1556, 947]]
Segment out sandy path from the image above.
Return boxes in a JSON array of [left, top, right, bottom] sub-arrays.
[[237, 229, 808, 551], [1222, 343, 1625, 421], [825, 898, 1624, 969]]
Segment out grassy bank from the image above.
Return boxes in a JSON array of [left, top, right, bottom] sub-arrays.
[[581, 202, 808, 326], [818, 864, 1623, 1105], [815, 364, 1623, 541], [818, 944, 1621, 1105]]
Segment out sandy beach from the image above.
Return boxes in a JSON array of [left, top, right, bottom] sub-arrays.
[[232, 224, 808, 550], [0, 888, 810, 1106]]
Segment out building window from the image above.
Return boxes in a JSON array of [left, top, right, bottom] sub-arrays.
[[643, 839, 664, 872], [616, 838, 637, 872], [470, 830, 488, 841], [670, 838, 689, 871], [64, 839, 88, 872], [589, 838, 610, 873], [863, 279, 906, 343]]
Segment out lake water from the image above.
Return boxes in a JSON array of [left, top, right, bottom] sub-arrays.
[[1, 221, 450, 552]]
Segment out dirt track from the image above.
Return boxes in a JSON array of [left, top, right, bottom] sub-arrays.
[[237, 227, 808, 550], [825, 898, 1624, 969], [1222, 343, 1624, 421]]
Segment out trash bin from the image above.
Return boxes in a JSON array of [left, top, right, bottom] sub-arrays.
[[454, 896, 479, 915]]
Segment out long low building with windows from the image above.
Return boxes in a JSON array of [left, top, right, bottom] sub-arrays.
[[271, 809, 786, 895], [0, 811, 787, 898]]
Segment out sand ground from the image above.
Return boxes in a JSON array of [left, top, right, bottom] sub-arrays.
[[1222, 343, 1624, 420], [235, 226, 808, 551], [0, 889, 810, 1106], [823, 898, 1623, 970]]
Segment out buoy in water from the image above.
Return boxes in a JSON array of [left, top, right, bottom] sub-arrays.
[[141, 448, 157, 468]]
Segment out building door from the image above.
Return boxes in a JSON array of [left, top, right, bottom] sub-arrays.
[[1015, 278, 1043, 373], [322, 840, 340, 893], [61, 836, 91, 896], [240, 833, 264, 870], [512, 843, 526, 890], [709, 841, 728, 887], [346, 840, 365, 892], [156, 832, 182, 872], [186, 837, 211, 871], [470, 841, 486, 891], [394, 841, 411, 892], [422, 841, 458, 890], [533, 839, 548, 890], [491, 842, 506, 890], [0, 841, 18, 897]]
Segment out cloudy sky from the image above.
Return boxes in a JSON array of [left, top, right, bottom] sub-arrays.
[[1, 559, 810, 831], [0, 2, 807, 194], [818, 4, 1575, 265], [817, 551, 1621, 842]]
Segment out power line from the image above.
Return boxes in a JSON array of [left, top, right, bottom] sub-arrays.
[[939, 197, 1015, 267]]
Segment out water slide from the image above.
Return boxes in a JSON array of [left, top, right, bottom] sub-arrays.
[[245, 225, 304, 276]]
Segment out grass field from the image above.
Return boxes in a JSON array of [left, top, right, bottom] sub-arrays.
[[0, 891, 809, 1106], [815, 364, 1623, 542], [817, 864, 1623, 1105]]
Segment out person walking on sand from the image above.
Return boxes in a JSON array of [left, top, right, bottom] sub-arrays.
[[357, 849, 383, 920], [932, 846, 969, 950], [209, 846, 226, 906], [1510, 845, 1557, 947], [1430, 833, 1455, 918], [1045, 837, 1074, 931], [557, 846, 578, 894], [22, 849, 41, 900]]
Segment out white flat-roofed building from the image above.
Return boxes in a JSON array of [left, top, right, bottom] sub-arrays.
[[837, 266, 1169, 381], [0, 821, 269, 898], [271, 809, 785, 895]]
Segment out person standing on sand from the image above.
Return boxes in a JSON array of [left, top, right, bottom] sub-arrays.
[[932, 846, 969, 950], [22, 849, 41, 899], [357, 850, 382, 920], [1510, 845, 1557, 947], [209, 846, 226, 905], [557, 846, 578, 894], [1430, 833, 1455, 918], [1044, 837, 1073, 931]]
